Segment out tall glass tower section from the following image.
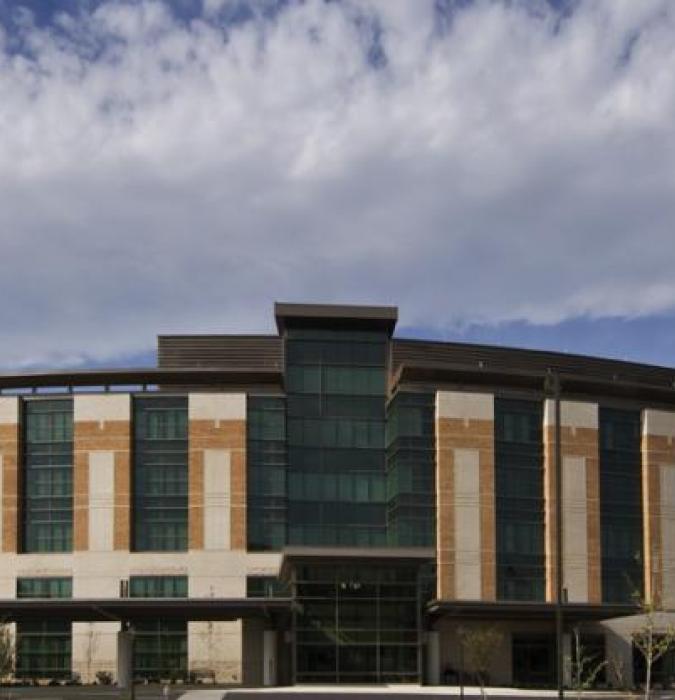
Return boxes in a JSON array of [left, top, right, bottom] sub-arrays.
[[285, 326, 389, 547]]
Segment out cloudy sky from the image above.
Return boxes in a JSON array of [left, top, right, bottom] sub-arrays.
[[1, 0, 674, 370]]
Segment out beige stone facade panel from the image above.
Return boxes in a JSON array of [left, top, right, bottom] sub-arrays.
[[641, 411, 675, 606], [74, 419, 131, 552], [436, 393, 495, 603], [190, 415, 246, 552], [543, 406, 600, 604], [0, 420, 19, 553]]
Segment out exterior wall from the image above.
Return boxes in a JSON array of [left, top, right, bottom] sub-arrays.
[[642, 409, 675, 608], [0, 397, 19, 554], [543, 400, 600, 604], [1, 549, 282, 683], [0, 392, 275, 685], [73, 395, 131, 552], [436, 391, 495, 601]]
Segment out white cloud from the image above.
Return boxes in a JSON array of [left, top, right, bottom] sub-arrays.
[[1, 0, 675, 367]]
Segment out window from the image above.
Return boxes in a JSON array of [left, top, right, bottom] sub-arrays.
[[23, 400, 73, 553], [247, 396, 287, 551], [15, 577, 72, 680], [385, 392, 435, 547], [133, 397, 188, 551], [17, 577, 72, 599], [600, 407, 643, 603], [495, 398, 545, 601], [285, 329, 388, 548], [129, 576, 187, 598], [129, 576, 187, 681]]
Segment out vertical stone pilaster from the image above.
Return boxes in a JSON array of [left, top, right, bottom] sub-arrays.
[[73, 395, 131, 552], [642, 410, 675, 607], [0, 397, 19, 553], [543, 400, 600, 604], [189, 394, 247, 551], [435, 391, 495, 601]]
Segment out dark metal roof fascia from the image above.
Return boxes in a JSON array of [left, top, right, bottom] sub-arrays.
[[426, 599, 638, 621], [393, 338, 675, 389], [0, 367, 282, 392], [392, 361, 675, 405], [0, 597, 293, 622], [279, 546, 435, 579], [274, 302, 398, 335]]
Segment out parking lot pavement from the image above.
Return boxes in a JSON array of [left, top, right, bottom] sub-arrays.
[[2, 687, 674, 700]]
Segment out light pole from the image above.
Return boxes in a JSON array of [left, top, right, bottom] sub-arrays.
[[553, 373, 564, 700]]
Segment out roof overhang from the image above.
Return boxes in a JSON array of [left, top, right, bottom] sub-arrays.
[[393, 361, 675, 405], [0, 597, 292, 623], [280, 546, 434, 579], [0, 367, 282, 394], [426, 599, 638, 623], [275, 302, 398, 336]]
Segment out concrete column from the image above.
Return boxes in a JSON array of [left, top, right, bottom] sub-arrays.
[[72, 621, 120, 684], [543, 400, 600, 603], [426, 631, 440, 685], [263, 630, 277, 686], [435, 391, 495, 601], [117, 631, 133, 688], [241, 617, 265, 687], [0, 397, 19, 553]]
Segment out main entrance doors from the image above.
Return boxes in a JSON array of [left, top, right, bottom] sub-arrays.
[[292, 562, 423, 683]]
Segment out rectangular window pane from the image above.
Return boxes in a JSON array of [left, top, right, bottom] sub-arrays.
[[495, 398, 545, 601], [247, 396, 287, 551], [15, 576, 72, 679], [133, 397, 188, 552], [23, 399, 73, 553], [600, 407, 643, 603]]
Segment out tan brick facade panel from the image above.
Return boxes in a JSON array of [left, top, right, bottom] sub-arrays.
[[642, 409, 675, 608], [189, 394, 246, 551], [0, 397, 19, 553], [73, 395, 132, 552], [543, 401, 600, 604], [436, 391, 495, 602]]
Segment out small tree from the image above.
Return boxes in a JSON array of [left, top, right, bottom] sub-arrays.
[[0, 621, 14, 681], [458, 625, 504, 697], [569, 626, 607, 697], [632, 599, 675, 700]]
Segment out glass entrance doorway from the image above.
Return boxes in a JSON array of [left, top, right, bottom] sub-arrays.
[[292, 561, 423, 683]]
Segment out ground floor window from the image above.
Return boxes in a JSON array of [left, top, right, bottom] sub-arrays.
[[15, 620, 71, 680], [512, 634, 555, 687], [133, 620, 188, 682]]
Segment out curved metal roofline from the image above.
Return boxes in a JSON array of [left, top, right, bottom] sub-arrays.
[[0, 367, 282, 393]]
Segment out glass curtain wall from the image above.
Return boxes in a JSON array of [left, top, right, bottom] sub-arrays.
[[599, 407, 643, 602], [494, 398, 545, 600], [285, 329, 388, 546], [293, 563, 421, 683], [15, 577, 72, 680], [130, 575, 188, 681], [385, 392, 435, 547], [23, 399, 73, 552], [133, 397, 188, 551], [247, 396, 287, 550]]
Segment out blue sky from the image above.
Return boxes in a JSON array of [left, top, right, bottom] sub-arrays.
[[1, 0, 674, 370]]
